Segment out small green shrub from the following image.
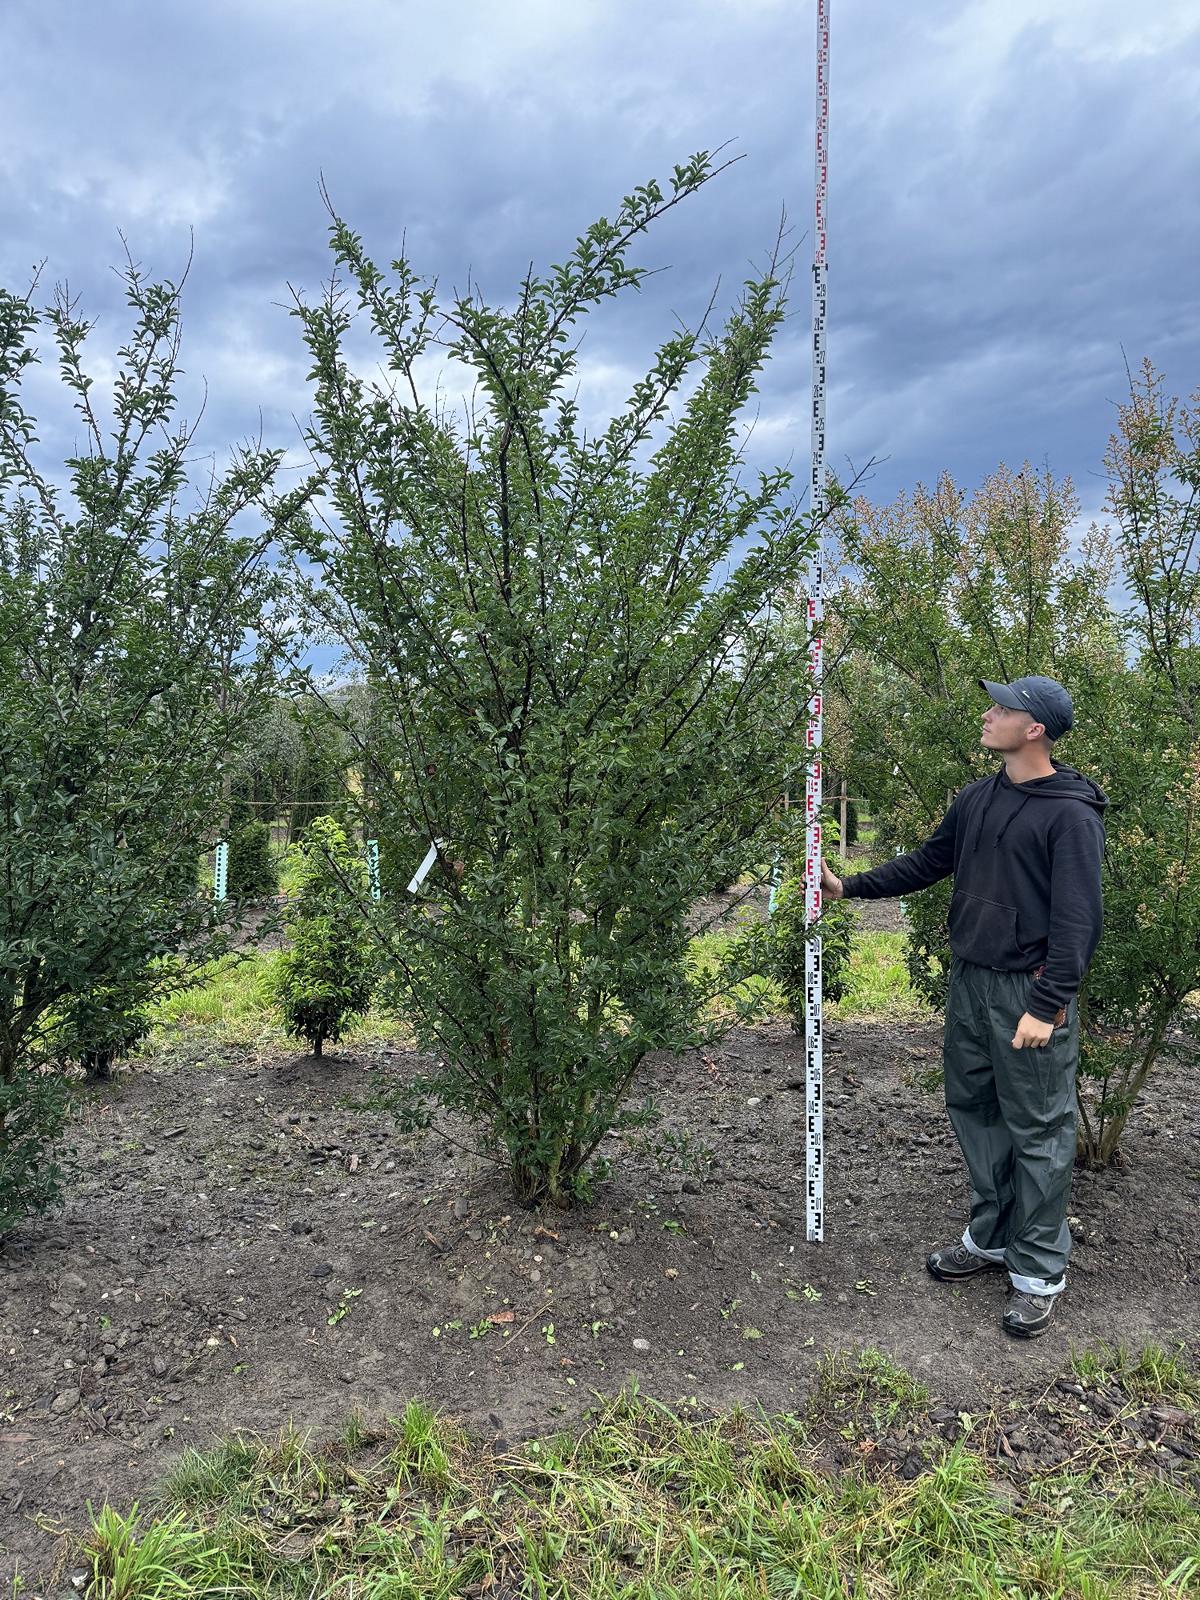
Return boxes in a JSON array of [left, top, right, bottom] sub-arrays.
[[271, 817, 375, 1057], [843, 798, 859, 845], [771, 854, 856, 1033], [227, 816, 278, 903], [0, 1066, 74, 1235], [59, 983, 153, 1081]]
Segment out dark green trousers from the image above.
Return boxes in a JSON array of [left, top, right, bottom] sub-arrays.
[[943, 957, 1078, 1294]]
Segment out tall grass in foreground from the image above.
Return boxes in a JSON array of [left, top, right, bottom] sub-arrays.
[[78, 1350, 1200, 1599]]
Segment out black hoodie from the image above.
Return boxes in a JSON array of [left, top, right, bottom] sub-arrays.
[[842, 762, 1108, 1023]]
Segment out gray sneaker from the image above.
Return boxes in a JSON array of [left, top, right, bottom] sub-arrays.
[[926, 1240, 1006, 1282], [1002, 1286, 1058, 1339]]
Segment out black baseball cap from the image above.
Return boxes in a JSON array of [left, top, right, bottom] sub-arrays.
[[979, 675, 1074, 740]]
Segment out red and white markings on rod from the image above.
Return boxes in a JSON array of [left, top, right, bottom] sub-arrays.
[[804, 0, 831, 1245], [804, 627, 823, 1243]]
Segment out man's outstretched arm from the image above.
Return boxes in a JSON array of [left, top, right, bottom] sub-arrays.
[[822, 795, 960, 902]]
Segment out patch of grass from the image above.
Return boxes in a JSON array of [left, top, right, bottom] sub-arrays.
[[815, 1347, 932, 1436], [144, 922, 923, 1060], [84, 1503, 236, 1597], [341, 1405, 375, 1455], [386, 1399, 468, 1491], [147, 951, 411, 1053], [72, 1348, 1200, 1600], [829, 930, 932, 1021], [158, 1436, 262, 1515], [152, 955, 275, 1039], [816, 1346, 931, 1410], [276, 843, 305, 898], [689, 927, 930, 1028], [688, 929, 784, 1025], [1070, 1340, 1200, 1404]]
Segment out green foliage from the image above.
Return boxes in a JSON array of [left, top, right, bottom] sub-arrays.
[[271, 817, 375, 1057], [57, 980, 153, 1081], [227, 697, 351, 843], [85, 1502, 231, 1599], [289, 707, 348, 842], [825, 365, 1200, 1163], [77, 1349, 1200, 1600], [0, 263, 295, 1229], [902, 877, 954, 1011], [288, 157, 829, 1204], [770, 855, 856, 1032], [0, 1066, 73, 1232], [230, 699, 304, 825], [227, 817, 279, 903], [843, 796, 859, 845]]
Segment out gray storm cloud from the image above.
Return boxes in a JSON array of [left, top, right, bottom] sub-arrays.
[[2, 0, 1196, 521]]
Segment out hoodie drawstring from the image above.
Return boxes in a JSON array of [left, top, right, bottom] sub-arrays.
[[970, 763, 1108, 854], [993, 794, 1032, 850], [972, 771, 1004, 853]]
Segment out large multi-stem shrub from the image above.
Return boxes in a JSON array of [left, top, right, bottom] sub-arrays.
[[290, 157, 828, 1204], [1074, 364, 1200, 1163], [825, 464, 1121, 1012], [0, 265, 291, 1229], [825, 366, 1200, 1164]]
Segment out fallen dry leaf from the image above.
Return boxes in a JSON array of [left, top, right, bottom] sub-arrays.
[[488, 1309, 515, 1325]]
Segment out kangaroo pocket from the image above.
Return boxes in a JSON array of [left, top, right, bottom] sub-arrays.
[[947, 890, 1027, 969]]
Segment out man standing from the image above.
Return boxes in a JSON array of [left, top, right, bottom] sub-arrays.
[[821, 676, 1107, 1338]]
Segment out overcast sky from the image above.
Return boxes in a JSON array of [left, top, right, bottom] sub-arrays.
[[3, 0, 1197, 533]]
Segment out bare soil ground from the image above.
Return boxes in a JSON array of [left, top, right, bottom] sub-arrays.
[[3, 1016, 1197, 1591]]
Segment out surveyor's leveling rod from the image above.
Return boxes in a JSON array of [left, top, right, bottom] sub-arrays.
[[804, 0, 831, 1245]]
